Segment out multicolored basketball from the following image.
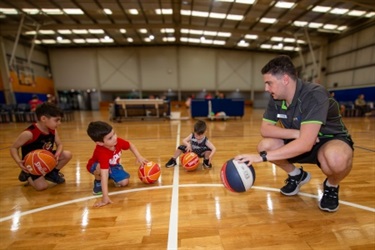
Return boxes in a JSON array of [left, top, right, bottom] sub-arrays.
[[23, 149, 57, 176], [181, 152, 200, 171], [138, 161, 161, 184], [220, 158, 256, 192]]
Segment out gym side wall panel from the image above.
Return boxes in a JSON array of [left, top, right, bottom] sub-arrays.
[[328, 35, 356, 56], [328, 53, 356, 72], [327, 71, 354, 86], [324, 25, 375, 88], [178, 47, 216, 91], [49, 48, 98, 90], [356, 25, 375, 47], [4, 40, 50, 78], [216, 50, 252, 91], [355, 46, 374, 66], [353, 66, 375, 85], [49, 46, 277, 93], [4, 40, 49, 66], [97, 48, 140, 91], [252, 53, 275, 89], [139, 47, 178, 91]]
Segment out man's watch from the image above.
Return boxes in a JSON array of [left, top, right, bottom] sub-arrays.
[[260, 151, 267, 162]]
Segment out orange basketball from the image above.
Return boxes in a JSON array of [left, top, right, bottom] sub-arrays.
[[181, 152, 200, 171], [138, 161, 161, 184], [24, 149, 57, 175]]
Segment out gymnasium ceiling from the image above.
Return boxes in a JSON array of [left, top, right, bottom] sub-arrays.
[[0, 0, 374, 54]]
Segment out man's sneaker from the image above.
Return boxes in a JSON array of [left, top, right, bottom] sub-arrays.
[[45, 169, 65, 184], [319, 179, 339, 212], [18, 171, 30, 182], [280, 167, 311, 196], [203, 159, 212, 169], [93, 180, 102, 195], [165, 158, 177, 168]]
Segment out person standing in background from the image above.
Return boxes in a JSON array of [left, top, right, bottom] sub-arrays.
[[29, 95, 43, 112]]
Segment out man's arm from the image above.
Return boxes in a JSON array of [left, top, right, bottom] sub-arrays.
[[260, 120, 300, 139], [237, 123, 321, 165], [266, 123, 321, 161]]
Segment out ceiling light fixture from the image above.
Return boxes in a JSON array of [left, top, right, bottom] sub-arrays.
[[312, 6, 331, 13], [128, 9, 139, 15], [155, 9, 173, 15], [0, 8, 18, 15], [330, 8, 348, 15], [275, 2, 295, 9], [260, 17, 277, 24], [42, 8, 63, 15], [103, 8, 112, 15], [22, 8, 39, 15], [63, 8, 84, 15]]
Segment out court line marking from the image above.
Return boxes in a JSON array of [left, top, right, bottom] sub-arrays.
[[1, 184, 374, 224], [167, 122, 181, 250]]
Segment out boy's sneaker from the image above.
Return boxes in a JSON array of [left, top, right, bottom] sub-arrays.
[[280, 167, 311, 196], [319, 179, 339, 212], [18, 171, 30, 182], [93, 180, 102, 195], [45, 169, 65, 184], [165, 158, 177, 168], [203, 159, 212, 169]]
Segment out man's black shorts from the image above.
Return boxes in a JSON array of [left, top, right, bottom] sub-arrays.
[[285, 135, 354, 167]]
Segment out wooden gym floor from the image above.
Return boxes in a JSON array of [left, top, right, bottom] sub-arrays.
[[0, 106, 374, 250]]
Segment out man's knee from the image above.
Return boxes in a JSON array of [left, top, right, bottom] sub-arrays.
[[319, 144, 353, 174]]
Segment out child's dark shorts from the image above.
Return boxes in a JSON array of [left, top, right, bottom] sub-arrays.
[[178, 145, 211, 158]]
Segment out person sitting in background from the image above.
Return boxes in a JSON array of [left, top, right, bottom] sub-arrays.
[[47, 94, 56, 104], [204, 92, 213, 99], [29, 95, 43, 112], [215, 91, 225, 99], [354, 94, 369, 116]]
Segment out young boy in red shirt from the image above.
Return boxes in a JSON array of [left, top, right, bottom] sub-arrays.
[[86, 121, 147, 208]]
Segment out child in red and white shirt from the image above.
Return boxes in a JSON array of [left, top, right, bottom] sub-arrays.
[[86, 121, 147, 208]]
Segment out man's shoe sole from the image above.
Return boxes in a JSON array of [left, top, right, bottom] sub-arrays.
[[318, 203, 339, 212]]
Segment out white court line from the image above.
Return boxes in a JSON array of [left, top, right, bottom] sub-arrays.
[[0, 185, 172, 223], [1, 184, 374, 224], [167, 121, 181, 250]]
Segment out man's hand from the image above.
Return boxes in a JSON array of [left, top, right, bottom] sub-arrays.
[[234, 154, 263, 166]]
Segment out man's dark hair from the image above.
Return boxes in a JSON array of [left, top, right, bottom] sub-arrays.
[[87, 121, 113, 142], [35, 102, 63, 120], [261, 55, 297, 81], [194, 120, 207, 135]]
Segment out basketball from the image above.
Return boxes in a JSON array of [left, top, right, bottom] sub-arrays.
[[138, 161, 161, 184], [181, 152, 200, 171], [220, 158, 256, 192], [23, 149, 57, 176]]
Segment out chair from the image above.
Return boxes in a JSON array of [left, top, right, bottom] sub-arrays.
[[58, 103, 74, 121], [341, 102, 359, 117], [0, 104, 14, 123], [14, 103, 36, 123]]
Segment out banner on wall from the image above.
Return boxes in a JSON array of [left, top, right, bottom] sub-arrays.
[[16, 62, 35, 86]]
